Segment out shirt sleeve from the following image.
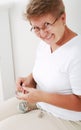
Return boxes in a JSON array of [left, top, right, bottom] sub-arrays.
[[69, 57, 81, 95]]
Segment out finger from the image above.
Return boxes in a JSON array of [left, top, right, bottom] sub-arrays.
[[16, 77, 25, 86], [23, 87, 32, 92], [16, 92, 24, 99], [16, 85, 23, 92], [16, 92, 29, 100]]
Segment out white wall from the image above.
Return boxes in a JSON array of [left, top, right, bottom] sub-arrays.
[[0, 3, 15, 100], [10, 0, 40, 79], [63, 0, 81, 34]]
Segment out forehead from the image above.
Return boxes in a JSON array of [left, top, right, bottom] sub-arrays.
[[30, 13, 55, 26]]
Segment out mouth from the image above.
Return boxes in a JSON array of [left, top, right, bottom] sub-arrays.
[[46, 34, 53, 39], [44, 34, 55, 41]]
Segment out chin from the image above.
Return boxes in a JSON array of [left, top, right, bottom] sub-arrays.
[[43, 40, 51, 45], [45, 39, 56, 46]]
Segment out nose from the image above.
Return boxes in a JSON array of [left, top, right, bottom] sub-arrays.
[[39, 29, 48, 38]]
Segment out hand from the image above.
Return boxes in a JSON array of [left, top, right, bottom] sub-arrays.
[[16, 77, 27, 93], [16, 74, 36, 94], [16, 87, 43, 103]]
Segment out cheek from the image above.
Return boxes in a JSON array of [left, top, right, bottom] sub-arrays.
[[35, 33, 41, 38], [53, 25, 65, 38]]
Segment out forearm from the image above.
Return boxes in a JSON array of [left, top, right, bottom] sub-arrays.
[[41, 92, 81, 111], [26, 73, 36, 88]]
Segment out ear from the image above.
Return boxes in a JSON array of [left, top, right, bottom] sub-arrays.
[[61, 13, 66, 24]]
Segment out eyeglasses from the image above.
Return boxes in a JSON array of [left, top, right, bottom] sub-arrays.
[[30, 16, 59, 34]]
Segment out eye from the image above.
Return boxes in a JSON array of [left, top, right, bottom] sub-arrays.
[[33, 26, 40, 32], [31, 26, 40, 32], [44, 22, 50, 27]]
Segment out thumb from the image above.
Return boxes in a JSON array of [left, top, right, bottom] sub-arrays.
[[21, 86, 29, 94], [23, 87, 31, 92], [22, 83, 25, 87]]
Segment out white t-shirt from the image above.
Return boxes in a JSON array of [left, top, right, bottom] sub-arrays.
[[33, 35, 81, 121]]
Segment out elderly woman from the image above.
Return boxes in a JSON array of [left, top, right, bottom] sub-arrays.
[[0, 0, 81, 129]]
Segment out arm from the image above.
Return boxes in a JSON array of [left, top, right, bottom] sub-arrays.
[[23, 73, 36, 88], [41, 92, 81, 111], [17, 87, 81, 112]]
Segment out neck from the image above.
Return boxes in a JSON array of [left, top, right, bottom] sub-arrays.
[[56, 26, 77, 46]]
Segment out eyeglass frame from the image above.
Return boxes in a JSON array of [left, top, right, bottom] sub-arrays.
[[30, 13, 62, 33]]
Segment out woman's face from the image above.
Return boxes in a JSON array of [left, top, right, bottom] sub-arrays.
[[30, 13, 66, 46]]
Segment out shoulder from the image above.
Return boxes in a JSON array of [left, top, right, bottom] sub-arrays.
[[68, 35, 81, 58]]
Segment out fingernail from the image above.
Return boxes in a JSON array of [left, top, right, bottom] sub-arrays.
[[22, 83, 25, 87]]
